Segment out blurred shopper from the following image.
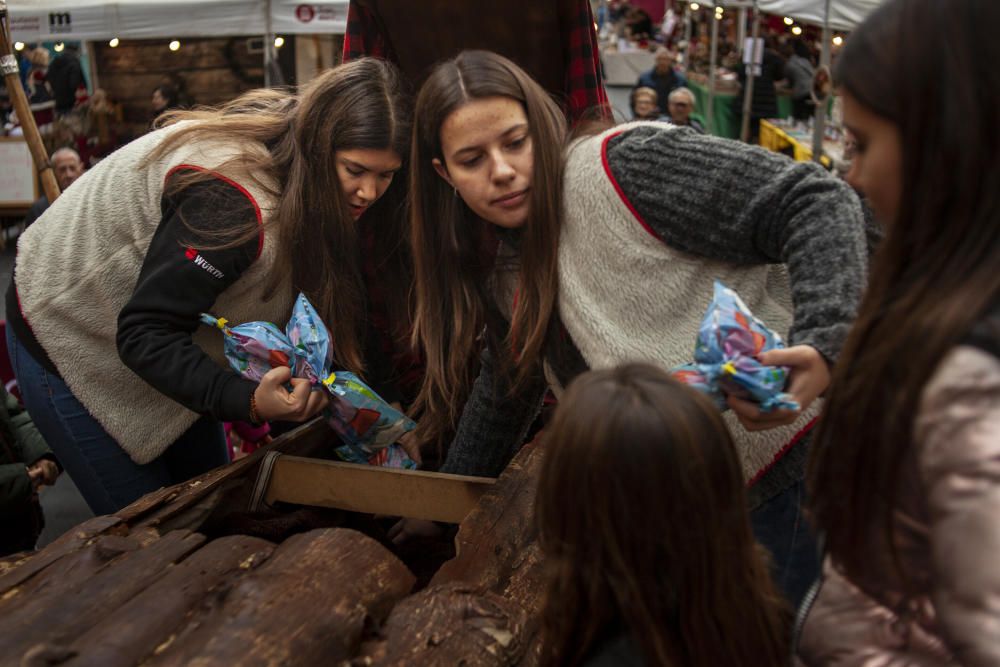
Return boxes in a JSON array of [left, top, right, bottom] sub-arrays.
[[629, 86, 663, 120], [666, 87, 704, 132], [785, 39, 815, 122], [26, 47, 55, 132], [150, 83, 180, 123], [635, 47, 687, 116], [0, 384, 59, 556], [46, 43, 85, 115], [23, 147, 85, 227]]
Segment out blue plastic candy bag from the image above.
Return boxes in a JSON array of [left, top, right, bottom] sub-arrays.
[[670, 281, 799, 413], [202, 294, 416, 469]]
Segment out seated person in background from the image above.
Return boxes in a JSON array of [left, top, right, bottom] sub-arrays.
[[24, 147, 85, 227], [666, 87, 705, 132], [536, 364, 790, 666], [636, 47, 687, 116], [629, 86, 665, 121], [0, 384, 60, 556], [625, 7, 654, 39]]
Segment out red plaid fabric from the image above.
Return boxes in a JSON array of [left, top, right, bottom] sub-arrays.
[[343, 1, 610, 124]]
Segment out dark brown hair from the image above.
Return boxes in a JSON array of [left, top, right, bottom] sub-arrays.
[[536, 364, 790, 666], [809, 0, 1000, 584], [146, 57, 412, 376], [409, 51, 567, 443]]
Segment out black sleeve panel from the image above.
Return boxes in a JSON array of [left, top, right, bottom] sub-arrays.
[[116, 172, 263, 422]]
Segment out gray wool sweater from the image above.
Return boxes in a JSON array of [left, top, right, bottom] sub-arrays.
[[440, 125, 869, 507]]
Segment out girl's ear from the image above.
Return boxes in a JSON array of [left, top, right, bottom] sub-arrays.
[[432, 158, 454, 189]]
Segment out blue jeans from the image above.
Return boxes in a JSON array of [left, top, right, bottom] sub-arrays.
[[750, 480, 820, 609], [7, 325, 228, 516]]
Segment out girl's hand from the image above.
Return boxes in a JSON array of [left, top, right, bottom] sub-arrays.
[[397, 430, 422, 465], [387, 517, 442, 545], [28, 459, 59, 488], [727, 345, 830, 432], [253, 366, 329, 422]]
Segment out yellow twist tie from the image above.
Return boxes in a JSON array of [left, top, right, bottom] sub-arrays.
[[322, 373, 337, 387], [721, 361, 737, 376], [215, 318, 231, 336]]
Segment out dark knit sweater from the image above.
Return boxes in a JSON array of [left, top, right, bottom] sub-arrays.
[[440, 126, 869, 507]]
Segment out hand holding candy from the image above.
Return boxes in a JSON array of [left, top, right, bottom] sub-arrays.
[[728, 345, 829, 431], [253, 365, 330, 422], [671, 281, 800, 415]]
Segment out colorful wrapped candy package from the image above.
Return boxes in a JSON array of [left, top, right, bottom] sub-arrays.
[[201, 293, 417, 469], [670, 281, 800, 413]]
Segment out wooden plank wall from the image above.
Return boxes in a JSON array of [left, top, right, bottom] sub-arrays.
[[92, 37, 275, 140]]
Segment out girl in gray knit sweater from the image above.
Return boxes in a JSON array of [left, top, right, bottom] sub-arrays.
[[396, 51, 869, 609]]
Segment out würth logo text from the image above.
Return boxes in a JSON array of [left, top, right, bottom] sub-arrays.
[[185, 247, 224, 279]]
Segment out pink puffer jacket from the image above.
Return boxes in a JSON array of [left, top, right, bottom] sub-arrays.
[[797, 345, 1000, 666]]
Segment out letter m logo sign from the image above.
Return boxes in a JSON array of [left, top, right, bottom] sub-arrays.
[[48, 12, 72, 33]]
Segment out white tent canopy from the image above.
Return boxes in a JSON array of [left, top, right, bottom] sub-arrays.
[[8, 0, 349, 42], [755, 0, 883, 32]]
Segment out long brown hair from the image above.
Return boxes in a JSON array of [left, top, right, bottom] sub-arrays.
[[409, 50, 568, 444], [145, 57, 412, 375], [809, 0, 1000, 585], [536, 364, 790, 667]]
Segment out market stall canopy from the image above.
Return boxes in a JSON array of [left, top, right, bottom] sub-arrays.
[[7, 0, 348, 42], [755, 0, 884, 31]]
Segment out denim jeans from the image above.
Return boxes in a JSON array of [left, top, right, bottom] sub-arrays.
[[7, 325, 228, 516], [750, 479, 820, 609]]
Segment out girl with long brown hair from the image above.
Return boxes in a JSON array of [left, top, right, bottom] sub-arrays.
[[397, 50, 870, 610], [799, 0, 1000, 662], [536, 364, 789, 666], [6, 57, 413, 515]]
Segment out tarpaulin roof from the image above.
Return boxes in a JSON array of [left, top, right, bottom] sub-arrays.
[[8, 0, 348, 42], [755, 0, 885, 31]]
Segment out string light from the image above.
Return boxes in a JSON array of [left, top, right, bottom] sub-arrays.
[[783, 16, 794, 25], [832, 35, 844, 46], [14, 42, 25, 51], [169, 40, 181, 51], [54, 42, 65, 52], [791, 26, 803, 35], [274, 36, 285, 48], [690, 3, 700, 10], [109, 37, 120, 48]]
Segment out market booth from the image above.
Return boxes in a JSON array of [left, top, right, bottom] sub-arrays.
[[1, 0, 351, 217], [753, 0, 886, 165]]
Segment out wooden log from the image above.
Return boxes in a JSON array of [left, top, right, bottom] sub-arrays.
[[429, 440, 549, 659], [117, 417, 334, 533], [432, 440, 544, 601], [0, 530, 205, 661], [0, 516, 123, 597], [0, 551, 31, 578], [145, 528, 415, 667], [356, 583, 529, 666], [60, 535, 276, 667]]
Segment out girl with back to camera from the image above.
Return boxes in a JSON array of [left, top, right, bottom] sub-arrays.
[[536, 364, 789, 667], [7, 57, 413, 515], [398, 50, 872, 608], [800, 0, 1000, 663]]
